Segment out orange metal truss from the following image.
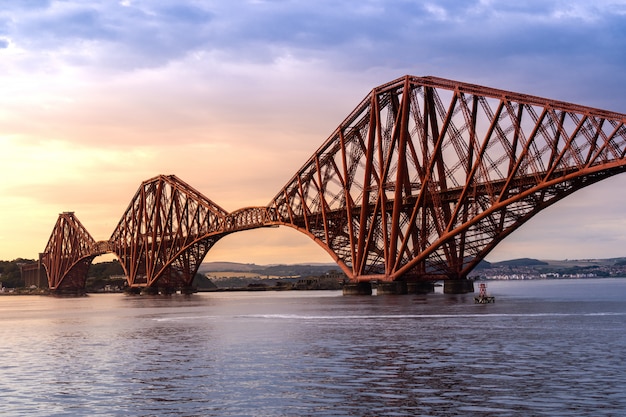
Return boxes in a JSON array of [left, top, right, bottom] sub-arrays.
[[40, 212, 108, 293], [108, 175, 230, 290], [267, 76, 626, 281], [38, 75, 626, 292]]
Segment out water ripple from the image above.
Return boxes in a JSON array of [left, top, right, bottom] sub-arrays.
[[0, 280, 625, 416]]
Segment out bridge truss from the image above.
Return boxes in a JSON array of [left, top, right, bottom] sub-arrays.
[[267, 76, 626, 282], [38, 75, 626, 292], [108, 175, 230, 291], [40, 212, 109, 292]]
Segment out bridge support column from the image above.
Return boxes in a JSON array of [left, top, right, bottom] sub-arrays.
[[50, 288, 86, 297], [444, 279, 474, 294], [180, 286, 196, 295], [377, 281, 408, 295], [141, 286, 159, 295], [342, 282, 372, 296], [124, 287, 141, 295], [407, 281, 435, 294]]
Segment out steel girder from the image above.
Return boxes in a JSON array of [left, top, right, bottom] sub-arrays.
[[109, 175, 229, 289], [40, 212, 108, 292], [267, 75, 626, 282]]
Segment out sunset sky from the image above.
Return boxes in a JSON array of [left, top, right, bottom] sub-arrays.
[[2, 0, 626, 265]]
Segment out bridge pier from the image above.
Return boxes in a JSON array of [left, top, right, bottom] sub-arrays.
[[377, 281, 408, 295], [343, 280, 438, 296], [376, 281, 436, 295], [407, 281, 435, 294], [342, 282, 372, 296], [141, 286, 160, 295], [49, 288, 86, 297], [180, 286, 196, 295], [443, 279, 474, 294]]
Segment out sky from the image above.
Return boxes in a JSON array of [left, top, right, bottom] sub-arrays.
[[1, 0, 626, 265]]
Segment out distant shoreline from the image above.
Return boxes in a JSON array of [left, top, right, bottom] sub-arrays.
[[3, 276, 626, 296]]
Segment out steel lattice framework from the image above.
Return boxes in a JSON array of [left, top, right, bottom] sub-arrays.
[[267, 76, 626, 281], [40, 212, 109, 292], [38, 75, 626, 292], [109, 175, 230, 290]]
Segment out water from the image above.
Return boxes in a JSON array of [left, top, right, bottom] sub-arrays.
[[1, 279, 625, 416]]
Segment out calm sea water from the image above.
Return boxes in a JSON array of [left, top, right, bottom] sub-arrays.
[[1, 278, 625, 416]]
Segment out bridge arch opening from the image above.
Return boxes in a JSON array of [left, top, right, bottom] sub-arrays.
[[203, 226, 339, 266], [85, 254, 126, 293], [487, 174, 626, 263]]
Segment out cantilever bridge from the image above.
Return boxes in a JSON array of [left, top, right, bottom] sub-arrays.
[[36, 75, 626, 295]]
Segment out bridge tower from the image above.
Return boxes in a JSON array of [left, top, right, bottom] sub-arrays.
[[109, 175, 230, 293], [40, 212, 109, 295]]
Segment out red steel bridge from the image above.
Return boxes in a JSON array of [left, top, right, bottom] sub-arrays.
[[36, 75, 626, 294]]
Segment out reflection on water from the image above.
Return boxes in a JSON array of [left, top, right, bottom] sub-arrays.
[[0, 279, 625, 416]]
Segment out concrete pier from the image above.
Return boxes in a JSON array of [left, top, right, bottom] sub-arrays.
[[180, 286, 196, 295], [407, 281, 435, 294], [443, 279, 475, 294], [141, 286, 159, 295], [124, 287, 142, 295], [377, 281, 408, 295], [342, 282, 373, 295]]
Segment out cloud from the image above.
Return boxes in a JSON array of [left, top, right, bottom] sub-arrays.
[[2, 0, 625, 82]]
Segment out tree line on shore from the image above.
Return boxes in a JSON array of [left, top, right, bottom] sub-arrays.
[[0, 258, 129, 290], [0, 259, 344, 292], [0, 258, 36, 288]]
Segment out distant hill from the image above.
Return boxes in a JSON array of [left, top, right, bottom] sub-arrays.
[[477, 257, 626, 279], [473, 259, 492, 269], [541, 258, 625, 268], [492, 257, 626, 269], [199, 262, 260, 272], [493, 258, 549, 267], [199, 258, 626, 277], [199, 261, 341, 278]]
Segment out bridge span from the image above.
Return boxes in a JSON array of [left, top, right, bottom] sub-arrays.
[[35, 75, 626, 295]]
